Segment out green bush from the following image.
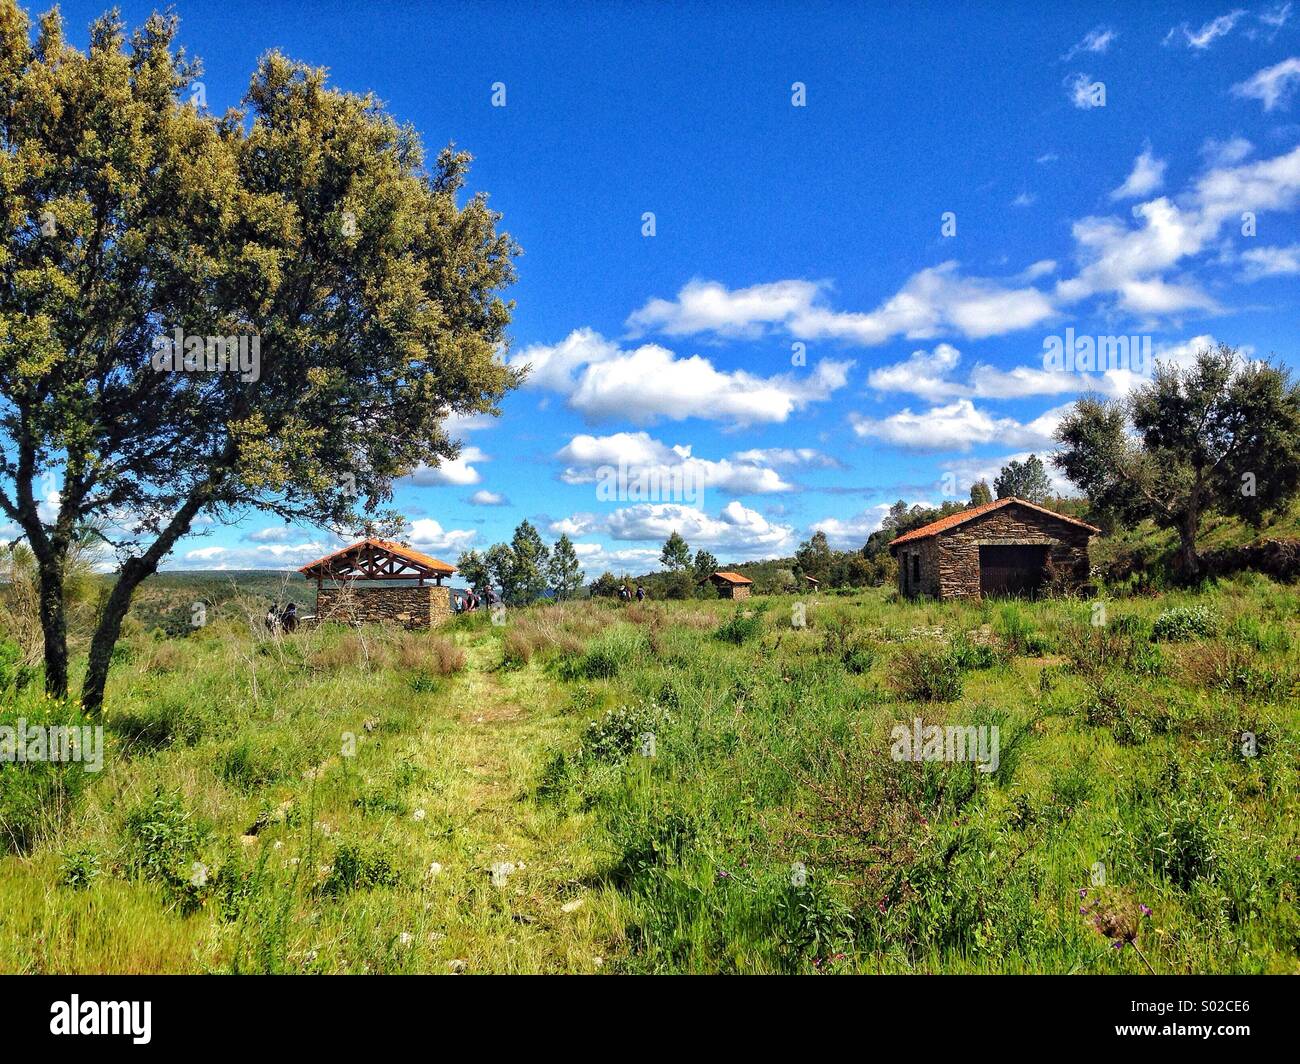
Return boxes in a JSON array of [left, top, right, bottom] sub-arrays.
[[579, 703, 669, 766], [320, 841, 401, 895], [60, 847, 103, 890], [889, 645, 963, 702], [120, 788, 209, 908], [1152, 604, 1216, 642], [713, 605, 767, 645]]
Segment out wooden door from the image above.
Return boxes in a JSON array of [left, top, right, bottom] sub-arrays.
[[978, 545, 1048, 596]]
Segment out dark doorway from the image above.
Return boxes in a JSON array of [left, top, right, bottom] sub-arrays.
[[978, 545, 1048, 596]]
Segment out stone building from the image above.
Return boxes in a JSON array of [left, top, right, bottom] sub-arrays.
[[702, 571, 753, 600], [299, 538, 457, 628], [888, 498, 1098, 600]]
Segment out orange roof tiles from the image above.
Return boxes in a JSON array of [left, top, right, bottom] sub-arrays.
[[888, 497, 1100, 550]]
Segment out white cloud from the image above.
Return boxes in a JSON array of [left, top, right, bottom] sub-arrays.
[[811, 504, 896, 549], [513, 329, 851, 427], [1110, 147, 1167, 201], [624, 268, 1056, 348], [1232, 57, 1300, 111], [728, 447, 840, 468], [625, 279, 825, 340], [556, 431, 794, 494], [468, 489, 508, 506], [1165, 11, 1247, 49], [245, 526, 302, 544], [406, 518, 475, 556], [1200, 136, 1254, 167], [547, 515, 600, 540], [867, 343, 966, 401], [849, 400, 1069, 453], [405, 446, 488, 487], [1065, 73, 1105, 109], [606, 500, 796, 555], [1240, 242, 1300, 278], [1011, 192, 1037, 208], [1062, 26, 1118, 61]]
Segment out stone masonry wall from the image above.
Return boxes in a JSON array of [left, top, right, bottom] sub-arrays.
[[936, 505, 1092, 599], [314, 584, 453, 629]]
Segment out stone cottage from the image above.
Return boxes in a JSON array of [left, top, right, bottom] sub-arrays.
[[299, 538, 457, 628], [888, 498, 1098, 600], [702, 571, 753, 600]]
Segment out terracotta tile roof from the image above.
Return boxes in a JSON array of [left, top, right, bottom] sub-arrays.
[[711, 570, 753, 585], [299, 537, 456, 578], [888, 498, 1100, 551]]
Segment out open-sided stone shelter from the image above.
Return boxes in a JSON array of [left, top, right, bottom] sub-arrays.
[[702, 571, 753, 600], [299, 538, 457, 628], [888, 497, 1099, 600]]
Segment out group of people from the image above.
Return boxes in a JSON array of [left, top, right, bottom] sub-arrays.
[[265, 601, 299, 633], [455, 586, 499, 613], [619, 584, 646, 603]]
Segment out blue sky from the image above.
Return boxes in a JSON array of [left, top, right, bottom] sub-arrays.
[[50, 1, 1300, 575]]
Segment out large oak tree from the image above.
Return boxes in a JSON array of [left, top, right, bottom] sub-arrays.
[[0, 3, 520, 712]]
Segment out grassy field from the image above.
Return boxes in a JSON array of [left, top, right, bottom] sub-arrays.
[[1, 575, 1298, 974]]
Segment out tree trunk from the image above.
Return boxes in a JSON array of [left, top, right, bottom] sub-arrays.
[[36, 554, 69, 699], [81, 558, 149, 717], [1176, 516, 1201, 579]]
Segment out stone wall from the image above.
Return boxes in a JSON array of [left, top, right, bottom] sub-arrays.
[[896, 537, 940, 597], [314, 584, 453, 629], [936, 505, 1092, 599], [721, 584, 751, 600]]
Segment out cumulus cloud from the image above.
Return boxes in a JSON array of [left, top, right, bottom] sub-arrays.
[[606, 500, 796, 555], [1232, 57, 1300, 111], [556, 431, 794, 494], [468, 489, 508, 506], [1055, 144, 1300, 316], [405, 446, 488, 487], [849, 400, 1070, 453], [511, 329, 851, 426], [624, 268, 1056, 348], [1239, 242, 1300, 279], [406, 518, 475, 556], [811, 504, 898, 549], [1200, 136, 1253, 167], [1110, 147, 1167, 201]]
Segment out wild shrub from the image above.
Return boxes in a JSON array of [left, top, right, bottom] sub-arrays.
[[501, 627, 533, 669], [1078, 672, 1168, 745], [1179, 643, 1293, 701], [563, 627, 647, 680], [395, 633, 466, 676], [110, 696, 211, 751], [579, 703, 670, 766], [320, 841, 401, 895], [949, 631, 1002, 670], [889, 644, 963, 702], [0, 697, 97, 854], [1151, 604, 1216, 642], [1225, 614, 1291, 653], [60, 847, 102, 890], [820, 621, 876, 674], [713, 604, 767, 645], [994, 605, 1050, 656], [120, 788, 209, 907]]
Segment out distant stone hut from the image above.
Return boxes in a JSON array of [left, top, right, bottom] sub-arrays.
[[702, 571, 753, 600], [299, 538, 457, 628], [888, 498, 1098, 600], [801, 575, 820, 590]]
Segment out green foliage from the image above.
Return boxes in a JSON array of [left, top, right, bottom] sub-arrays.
[[59, 847, 103, 890], [994, 454, 1052, 502], [320, 841, 401, 896], [713, 604, 767, 645], [1152, 604, 1216, 642], [660, 532, 691, 573], [548, 534, 584, 600], [889, 645, 964, 702], [578, 703, 670, 766], [120, 789, 208, 908]]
